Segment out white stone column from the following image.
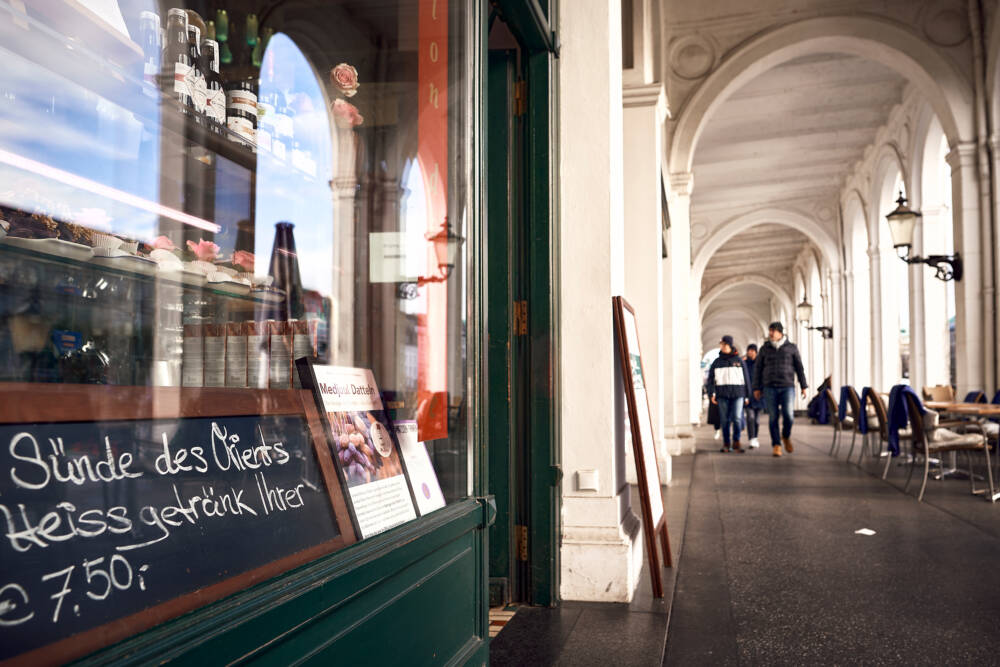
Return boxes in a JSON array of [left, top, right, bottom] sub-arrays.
[[920, 205, 951, 386], [663, 171, 696, 455], [558, 0, 643, 603], [868, 246, 884, 389], [623, 83, 670, 483], [992, 136, 1000, 392], [908, 201, 928, 394], [947, 143, 986, 397], [843, 270, 854, 383], [820, 277, 832, 382], [829, 269, 844, 385]]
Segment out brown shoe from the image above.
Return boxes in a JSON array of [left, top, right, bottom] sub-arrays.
[[733, 442, 744, 453], [782, 437, 794, 453], [772, 445, 783, 457]]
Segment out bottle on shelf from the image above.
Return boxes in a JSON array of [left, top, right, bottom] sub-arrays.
[[225, 78, 258, 147], [186, 22, 208, 118], [202, 38, 226, 133], [216, 10, 232, 65], [163, 9, 194, 113], [138, 11, 161, 99]]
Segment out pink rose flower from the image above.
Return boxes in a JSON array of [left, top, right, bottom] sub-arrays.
[[186, 238, 220, 262], [232, 250, 255, 272], [153, 235, 176, 250], [332, 98, 364, 129], [330, 63, 359, 97]]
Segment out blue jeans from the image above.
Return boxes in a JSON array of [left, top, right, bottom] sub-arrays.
[[763, 386, 795, 445], [717, 397, 744, 446], [745, 406, 760, 439]]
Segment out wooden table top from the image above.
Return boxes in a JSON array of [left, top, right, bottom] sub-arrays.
[[926, 401, 1000, 415]]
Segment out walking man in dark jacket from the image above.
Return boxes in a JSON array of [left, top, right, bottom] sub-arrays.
[[752, 322, 808, 457], [707, 335, 751, 453]]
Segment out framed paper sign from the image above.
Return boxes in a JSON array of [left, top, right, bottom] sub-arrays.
[[297, 361, 419, 539], [612, 296, 673, 597]]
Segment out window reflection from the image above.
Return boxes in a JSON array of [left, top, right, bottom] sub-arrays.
[[0, 0, 469, 500]]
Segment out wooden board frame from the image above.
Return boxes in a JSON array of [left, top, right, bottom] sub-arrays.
[[0, 384, 356, 666], [612, 297, 672, 598]]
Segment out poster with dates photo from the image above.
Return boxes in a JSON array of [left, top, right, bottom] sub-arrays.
[[297, 362, 418, 538]]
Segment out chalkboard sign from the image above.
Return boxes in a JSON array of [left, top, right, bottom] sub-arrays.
[[612, 296, 672, 598], [0, 385, 354, 664]]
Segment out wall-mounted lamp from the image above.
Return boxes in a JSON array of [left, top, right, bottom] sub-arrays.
[[796, 297, 833, 339], [885, 192, 962, 281], [397, 217, 465, 300]]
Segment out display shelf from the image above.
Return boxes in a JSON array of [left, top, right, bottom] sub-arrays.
[[27, 0, 143, 67], [0, 236, 284, 306], [1, 0, 260, 172], [0, 384, 311, 422]]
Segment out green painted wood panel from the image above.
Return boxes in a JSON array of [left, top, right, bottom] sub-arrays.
[[77, 501, 489, 666]]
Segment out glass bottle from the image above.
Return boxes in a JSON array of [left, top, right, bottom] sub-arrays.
[[186, 23, 207, 118], [268, 222, 304, 320], [138, 11, 161, 98], [164, 9, 193, 112], [216, 10, 232, 65], [202, 38, 225, 132], [225, 78, 258, 147]]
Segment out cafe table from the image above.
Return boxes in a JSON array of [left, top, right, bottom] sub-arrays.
[[923, 402, 1000, 501]]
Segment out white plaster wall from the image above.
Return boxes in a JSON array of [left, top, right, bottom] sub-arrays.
[[623, 84, 670, 483], [558, 0, 642, 603]]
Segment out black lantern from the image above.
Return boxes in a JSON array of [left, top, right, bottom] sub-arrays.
[[796, 297, 833, 339], [886, 192, 962, 281]]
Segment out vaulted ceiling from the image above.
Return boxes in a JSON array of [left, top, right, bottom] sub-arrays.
[[700, 223, 811, 293], [695, 52, 909, 344], [692, 53, 908, 213]]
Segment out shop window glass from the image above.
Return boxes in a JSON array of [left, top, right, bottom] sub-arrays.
[[0, 1, 472, 661]]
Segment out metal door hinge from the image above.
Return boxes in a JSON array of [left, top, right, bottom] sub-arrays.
[[513, 300, 528, 335], [514, 80, 527, 116], [515, 525, 529, 561]]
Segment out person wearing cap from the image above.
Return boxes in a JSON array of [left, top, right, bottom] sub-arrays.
[[706, 335, 751, 453], [743, 343, 763, 449], [752, 322, 808, 457]]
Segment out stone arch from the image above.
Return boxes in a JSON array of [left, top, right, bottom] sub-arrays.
[[670, 16, 974, 175], [869, 143, 908, 244], [703, 306, 767, 332], [986, 5, 1000, 134], [692, 208, 839, 291], [699, 274, 795, 322], [908, 100, 939, 210], [701, 307, 767, 352], [841, 188, 868, 254]]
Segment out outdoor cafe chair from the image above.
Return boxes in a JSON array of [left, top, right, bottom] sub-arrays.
[[868, 390, 911, 480], [902, 392, 995, 502], [826, 389, 853, 457], [843, 386, 866, 464]]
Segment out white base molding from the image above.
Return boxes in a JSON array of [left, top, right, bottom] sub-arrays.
[[560, 512, 643, 602]]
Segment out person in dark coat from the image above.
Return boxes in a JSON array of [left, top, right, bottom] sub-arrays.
[[752, 322, 808, 457], [743, 343, 763, 449], [706, 335, 752, 453]]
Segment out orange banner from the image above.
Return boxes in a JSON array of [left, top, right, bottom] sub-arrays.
[[416, 0, 449, 441]]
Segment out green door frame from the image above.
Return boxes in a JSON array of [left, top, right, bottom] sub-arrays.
[[487, 48, 516, 607], [486, 0, 560, 607]]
